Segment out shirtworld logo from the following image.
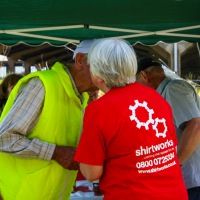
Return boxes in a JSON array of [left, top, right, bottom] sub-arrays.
[[129, 100, 167, 138]]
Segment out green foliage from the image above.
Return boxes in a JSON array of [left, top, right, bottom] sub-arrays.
[[196, 87, 200, 95], [185, 72, 200, 96]]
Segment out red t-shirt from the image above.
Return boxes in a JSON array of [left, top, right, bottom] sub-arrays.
[[75, 83, 188, 200]]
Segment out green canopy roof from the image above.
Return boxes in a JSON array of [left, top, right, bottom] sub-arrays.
[[0, 0, 200, 45]]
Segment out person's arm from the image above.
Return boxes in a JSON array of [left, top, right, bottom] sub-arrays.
[[0, 77, 79, 170], [164, 80, 200, 165], [80, 163, 103, 182], [75, 102, 105, 178], [0, 78, 55, 160], [177, 118, 200, 165]]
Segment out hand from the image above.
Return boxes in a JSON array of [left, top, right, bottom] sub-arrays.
[[52, 146, 79, 170]]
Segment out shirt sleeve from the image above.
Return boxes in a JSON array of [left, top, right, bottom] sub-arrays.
[[0, 77, 55, 161], [165, 80, 200, 128], [75, 104, 105, 165]]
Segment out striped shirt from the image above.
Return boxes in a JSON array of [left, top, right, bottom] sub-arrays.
[[0, 78, 55, 161], [157, 77, 200, 189]]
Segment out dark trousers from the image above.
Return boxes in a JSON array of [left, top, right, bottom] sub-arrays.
[[188, 187, 200, 200]]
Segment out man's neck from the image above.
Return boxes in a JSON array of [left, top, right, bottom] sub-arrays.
[[66, 66, 84, 103]]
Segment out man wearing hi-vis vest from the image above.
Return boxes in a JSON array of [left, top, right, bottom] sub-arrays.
[[0, 39, 98, 200]]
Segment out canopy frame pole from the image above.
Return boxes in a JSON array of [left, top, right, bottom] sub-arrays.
[[1, 32, 79, 43], [0, 24, 199, 43], [0, 25, 83, 33], [156, 32, 200, 38]]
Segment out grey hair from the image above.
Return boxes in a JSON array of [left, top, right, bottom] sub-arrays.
[[87, 38, 137, 88]]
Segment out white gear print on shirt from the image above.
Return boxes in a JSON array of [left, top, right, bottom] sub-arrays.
[[129, 100, 154, 130], [152, 118, 167, 138], [129, 100, 168, 138]]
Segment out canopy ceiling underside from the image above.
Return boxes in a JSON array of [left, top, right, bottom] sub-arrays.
[[0, 0, 200, 46]]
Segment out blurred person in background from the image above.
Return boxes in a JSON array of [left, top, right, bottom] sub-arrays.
[[136, 57, 200, 200], [0, 73, 23, 115]]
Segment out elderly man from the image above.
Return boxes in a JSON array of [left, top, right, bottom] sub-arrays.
[[0, 40, 98, 200], [136, 57, 200, 200]]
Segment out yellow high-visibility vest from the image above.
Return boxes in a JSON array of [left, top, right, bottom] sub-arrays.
[[0, 62, 88, 200]]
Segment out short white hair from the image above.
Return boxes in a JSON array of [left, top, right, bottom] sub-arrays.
[[88, 38, 137, 87]]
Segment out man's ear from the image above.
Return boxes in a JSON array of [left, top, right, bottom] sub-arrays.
[[136, 71, 149, 85], [96, 76, 104, 84], [75, 53, 87, 70], [95, 76, 109, 93], [140, 71, 149, 82]]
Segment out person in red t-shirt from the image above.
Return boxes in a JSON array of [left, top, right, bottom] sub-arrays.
[[74, 38, 188, 200]]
